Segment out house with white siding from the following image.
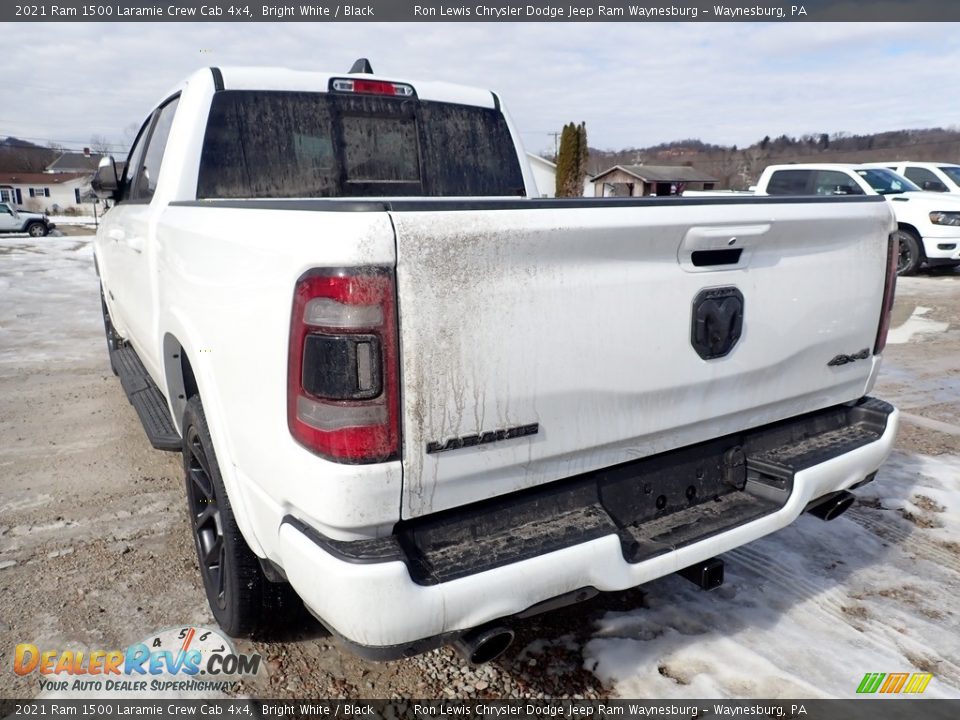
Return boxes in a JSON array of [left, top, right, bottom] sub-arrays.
[[0, 172, 94, 214], [526, 153, 556, 198]]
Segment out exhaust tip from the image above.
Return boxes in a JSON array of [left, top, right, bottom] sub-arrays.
[[807, 490, 856, 521], [454, 626, 515, 665]]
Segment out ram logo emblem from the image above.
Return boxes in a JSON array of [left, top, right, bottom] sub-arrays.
[[691, 287, 744, 360]]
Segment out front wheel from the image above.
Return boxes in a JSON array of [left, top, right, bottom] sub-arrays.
[[26, 222, 48, 237], [182, 396, 301, 637], [896, 229, 922, 276]]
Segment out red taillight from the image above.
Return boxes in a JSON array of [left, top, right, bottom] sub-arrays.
[[288, 268, 399, 463], [354, 80, 397, 95], [873, 233, 899, 355]]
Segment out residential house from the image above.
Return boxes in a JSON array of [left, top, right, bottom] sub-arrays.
[[45, 149, 102, 174], [526, 153, 556, 198], [589, 164, 718, 197], [0, 172, 95, 214]]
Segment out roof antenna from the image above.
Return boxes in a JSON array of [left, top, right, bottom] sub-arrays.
[[349, 58, 374, 74]]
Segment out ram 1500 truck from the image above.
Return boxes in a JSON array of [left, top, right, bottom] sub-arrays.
[[92, 64, 900, 664], [755, 163, 960, 275]]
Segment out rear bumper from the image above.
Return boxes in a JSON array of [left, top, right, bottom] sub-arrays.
[[278, 398, 899, 655]]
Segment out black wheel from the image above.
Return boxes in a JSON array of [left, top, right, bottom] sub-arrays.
[[896, 229, 922, 276], [100, 286, 120, 375], [26, 222, 47, 237], [182, 396, 301, 637]]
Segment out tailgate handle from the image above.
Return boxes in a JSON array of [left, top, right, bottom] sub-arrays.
[[679, 224, 769, 272], [692, 249, 742, 267]]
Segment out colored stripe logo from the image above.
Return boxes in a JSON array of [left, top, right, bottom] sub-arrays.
[[857, 672, 933, 694]]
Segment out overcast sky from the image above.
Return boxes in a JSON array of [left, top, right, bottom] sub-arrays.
[[4, 22, 959, 156]]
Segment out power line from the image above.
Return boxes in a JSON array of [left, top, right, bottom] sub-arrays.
[[0, 133, 130, 155]]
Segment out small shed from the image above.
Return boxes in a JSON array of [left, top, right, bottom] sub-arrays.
[[590, 164, 717, 197]]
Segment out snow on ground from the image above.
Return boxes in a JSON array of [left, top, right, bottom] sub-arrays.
[[0, 236, 101, 369], [887, 307, 950, 345], [48, 215, 98, 226], [584, 451, 960, 699]]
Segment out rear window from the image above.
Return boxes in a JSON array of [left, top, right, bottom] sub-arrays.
[[766, 170, 811, 195], [197, 90, 525, 199]]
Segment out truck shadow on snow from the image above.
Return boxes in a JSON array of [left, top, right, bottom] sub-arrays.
[[562, 450, 960, 697]]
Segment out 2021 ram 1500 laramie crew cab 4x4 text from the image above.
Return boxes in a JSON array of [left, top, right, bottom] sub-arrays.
[[92, 63, 900, 663]]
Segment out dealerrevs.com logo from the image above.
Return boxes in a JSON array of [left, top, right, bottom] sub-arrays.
[[13, 626, 262, 693]]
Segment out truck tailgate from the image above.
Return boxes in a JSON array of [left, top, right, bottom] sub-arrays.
[[392, 198, 893, 518]]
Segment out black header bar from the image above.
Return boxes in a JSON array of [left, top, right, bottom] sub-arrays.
[[0, 699, 956, 719], [3, 1, 960, 22]]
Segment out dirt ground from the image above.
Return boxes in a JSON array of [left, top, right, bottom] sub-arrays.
[[1, 230, 958, 699]]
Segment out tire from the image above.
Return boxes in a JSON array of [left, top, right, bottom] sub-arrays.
[[100, 286, 120, 376], [181, 396, 301, 637], [895, 229, 922, 276], [26, 222, 48, 237]]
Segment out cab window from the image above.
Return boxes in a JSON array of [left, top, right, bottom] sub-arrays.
[[120, 95, 180, 203]]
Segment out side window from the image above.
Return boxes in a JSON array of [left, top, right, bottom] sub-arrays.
[[120, 115, 155, 202], [903, 167, 941, 190], [766, 170, 811, 195], [813, 170, 863, 196], [131, 96, 180, 203]]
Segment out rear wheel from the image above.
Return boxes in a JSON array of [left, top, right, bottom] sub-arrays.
[[896, 229, 922, 276], [182, 396, 301, 637]]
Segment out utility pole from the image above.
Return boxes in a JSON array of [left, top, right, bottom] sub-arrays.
[[549, 131, 561, 158]]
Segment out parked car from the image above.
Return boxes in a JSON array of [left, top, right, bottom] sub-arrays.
[[0, 202, 55, 236], [92, 64, 900, 664], [861, 161, 960, 195], [755, 163, 960, 275]]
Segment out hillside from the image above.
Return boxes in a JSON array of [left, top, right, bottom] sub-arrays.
[[0, 137, 61, 174], [581, 127, 960, 189]]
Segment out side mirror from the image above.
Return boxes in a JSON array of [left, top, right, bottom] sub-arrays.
[[922, 180, 948, 192], [91, 156, 120, 200]]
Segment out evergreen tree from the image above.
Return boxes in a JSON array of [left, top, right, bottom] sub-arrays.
[[555, 123, 575, 197], [576, 122, 589, 196], [555, 121, 589, 197]]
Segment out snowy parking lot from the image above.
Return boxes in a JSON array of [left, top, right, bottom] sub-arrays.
[[0, 233, 958, 699]]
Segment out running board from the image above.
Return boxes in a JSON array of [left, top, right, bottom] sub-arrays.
[[111, 345, 181, 451]]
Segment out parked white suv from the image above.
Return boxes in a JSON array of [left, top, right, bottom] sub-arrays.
[[0, 202, 55, 236], [861, 161, 960, 195], [755, 164, 960, 275]]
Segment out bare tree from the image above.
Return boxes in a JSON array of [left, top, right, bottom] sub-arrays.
[[89, 134, 111, 155]]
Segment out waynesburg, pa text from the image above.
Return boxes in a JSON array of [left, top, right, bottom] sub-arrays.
[[412, 4, 806, 18]]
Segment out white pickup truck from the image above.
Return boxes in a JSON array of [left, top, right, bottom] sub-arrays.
[[863, 161, 960, 196], [755, 164, 960, 275], [92, 64, 900, 664]]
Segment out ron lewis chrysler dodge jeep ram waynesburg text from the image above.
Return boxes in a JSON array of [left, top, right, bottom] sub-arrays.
[[91, 61, 900, 664]]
